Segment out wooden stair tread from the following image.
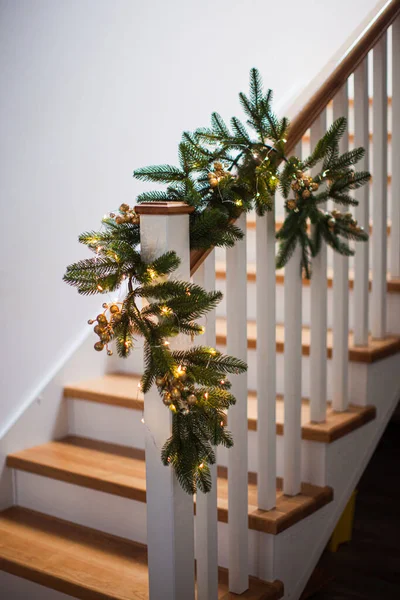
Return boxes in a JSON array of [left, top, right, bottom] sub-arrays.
[[0, 506, 283, 600], [215, 317, 400, 363], [215, 261, 400, 293], [64, 374, 376, 443], [7, 437, 333, 535], [249, 394, 376, 443]]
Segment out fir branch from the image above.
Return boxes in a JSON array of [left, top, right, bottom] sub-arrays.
[[133, 164, 186, 183]]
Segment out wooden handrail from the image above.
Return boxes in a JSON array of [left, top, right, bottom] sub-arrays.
[[190, 0, 400, 276]]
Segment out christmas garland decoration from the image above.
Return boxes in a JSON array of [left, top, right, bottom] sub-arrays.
[[64, 69, 369, 495]]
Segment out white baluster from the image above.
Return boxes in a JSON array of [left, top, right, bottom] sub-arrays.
[[256, 207, 276, 510], [192, 252, 218, 600], [137, 203, 195, 600], [354, 57, 370, 346], [310, 110, 328, 423], [332, 85, 350, 412], [390, 17, 400, 278], [371, 32, 388, 338], [226, 212, 248, 593], [283, 142, 302, 496]]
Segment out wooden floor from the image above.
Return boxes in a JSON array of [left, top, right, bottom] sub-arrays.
[[304, 417, 400, 599]]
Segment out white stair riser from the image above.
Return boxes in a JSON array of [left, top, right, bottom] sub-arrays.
[[0, 572, 74, 600], [215, 277, 400, 331], [69, 398, 144, 448], [13, 470, 262, 576], [68, 399, 326, 484]]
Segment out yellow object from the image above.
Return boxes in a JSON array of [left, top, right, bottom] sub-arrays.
[[328, 490, 357, 552]]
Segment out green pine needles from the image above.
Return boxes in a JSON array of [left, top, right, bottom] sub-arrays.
[[64, 68, 370, 494], [134, 67, 369, 276]]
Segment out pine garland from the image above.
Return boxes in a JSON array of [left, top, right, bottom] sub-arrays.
[[134, 68, 369, 275], [64, 69, 369, 494]]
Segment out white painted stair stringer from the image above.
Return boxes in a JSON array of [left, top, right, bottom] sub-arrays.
[[265, 352, 400, 600]]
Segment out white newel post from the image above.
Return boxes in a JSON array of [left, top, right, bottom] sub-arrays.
[[332, 85, 350, 412], [137, 202, 196, 600], [256, 207, 276, 510], [354, 57, 370, 346], [226, 212, 249, 593], [390, 16, 400, 278], [310, 110, 328, 423], [371, 32, 388, 338], [192, 251, 218, 600]]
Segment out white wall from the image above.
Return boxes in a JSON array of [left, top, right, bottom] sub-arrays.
[[0, 0, 383, 434]]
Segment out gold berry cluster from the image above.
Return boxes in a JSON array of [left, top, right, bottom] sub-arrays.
[[286, 170, 319, 212], [88, 302, 123, 355], [207, 162, 232, 188], [109, 204, 140, 225], [326, 210, 363, 233], [156, 366, 198, 415]]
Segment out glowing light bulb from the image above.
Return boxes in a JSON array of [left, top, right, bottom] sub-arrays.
[[199, 463, 204, 469], [141, 417, 145, 424], [97, 285, 103, 292]]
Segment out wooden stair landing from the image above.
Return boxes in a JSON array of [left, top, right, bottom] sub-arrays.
[[215, 318, 400, 363], [7, 436, 333, 535], [0, 506, 284, 600], [64, 374, 376, 444]]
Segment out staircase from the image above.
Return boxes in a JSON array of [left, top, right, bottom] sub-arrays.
[[1, 2, 400, 599]]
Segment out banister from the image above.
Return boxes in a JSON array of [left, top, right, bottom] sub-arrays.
[[189, 0, 400, 276]]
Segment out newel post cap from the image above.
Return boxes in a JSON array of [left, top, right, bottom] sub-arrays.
[[135, 202, 195, 215]]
